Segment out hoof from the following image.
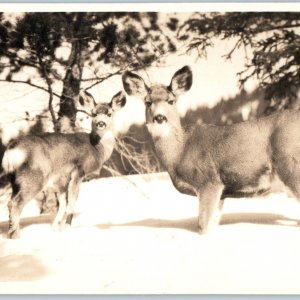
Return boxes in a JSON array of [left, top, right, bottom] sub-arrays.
[[62, 223, 71, 231], [7, 230, 20, 239], [51, 222, 61, 232], [66, 214, 74, 226], [52, 221, 69, 232], [198, 226, 212, 235]]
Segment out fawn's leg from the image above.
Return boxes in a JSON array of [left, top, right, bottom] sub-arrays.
[[65, 169, 83, 226], [51, 166, 76, 230], [8, 194, 27, 239], [8, 170, 44, 239], [38, 190, 58, 215], [37, 191, 47, 214], [197, 183, 224, 235], [52, 192, 67, 231]]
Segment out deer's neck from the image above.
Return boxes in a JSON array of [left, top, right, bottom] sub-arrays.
[[90, 131, 116, 162], [147, 122, 187, 173], [100, 131, 116, 162]]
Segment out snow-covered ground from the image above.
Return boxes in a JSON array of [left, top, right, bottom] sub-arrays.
[[0, 172, 300, 294]]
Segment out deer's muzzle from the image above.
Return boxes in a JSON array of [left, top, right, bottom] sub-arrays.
[[153, 114, 168, 124]]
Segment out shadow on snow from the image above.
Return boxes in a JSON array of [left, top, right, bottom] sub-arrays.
[[0, 254, 49, 281], [96, 212, 300, 233]]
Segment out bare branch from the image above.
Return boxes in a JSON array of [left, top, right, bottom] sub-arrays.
[[82, 68, 125, 91], [0, 78, 61, 98]]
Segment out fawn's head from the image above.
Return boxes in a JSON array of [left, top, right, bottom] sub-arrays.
[[122, 66, 192, 136], [79, 90, 126, 141]]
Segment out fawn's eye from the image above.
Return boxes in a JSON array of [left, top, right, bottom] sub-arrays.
[[96, 121, 106, 129], [168, 100, 175, 105], [145, 101, 152, 108], [107, 112, 112, 117]]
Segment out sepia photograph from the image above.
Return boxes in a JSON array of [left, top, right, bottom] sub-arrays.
[[0, 3, 300, 294]]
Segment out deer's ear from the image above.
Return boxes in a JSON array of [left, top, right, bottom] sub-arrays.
[[78, 90, 97, 110], [110, 91, 126, 111], [169, 66, 193, 96], [122, 71, 148, 98]]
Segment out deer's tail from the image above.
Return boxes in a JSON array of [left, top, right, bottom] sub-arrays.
[[2, 146, 27, 174]]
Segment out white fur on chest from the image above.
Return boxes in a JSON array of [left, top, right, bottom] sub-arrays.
[[147, 124, 186, 171], [146, 123, 172, 139], [100, 131, 115, 161]]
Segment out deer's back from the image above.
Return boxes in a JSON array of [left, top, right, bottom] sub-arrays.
[[7, 132, 104, 177], [177, 109, 300, 196]]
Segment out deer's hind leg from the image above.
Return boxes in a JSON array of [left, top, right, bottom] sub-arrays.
[[271, 129, 300, 210], [197, 183, 224, 235], [273, 152, 300, 200], [8, 169, 44, 239]]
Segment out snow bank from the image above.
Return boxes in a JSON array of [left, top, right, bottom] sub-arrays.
[[0, 172, 300, 294]]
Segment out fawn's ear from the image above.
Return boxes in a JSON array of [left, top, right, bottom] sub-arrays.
[[110, 91, 126, 111], [169, 66, 193, 96], [122, 71, 148, 98], [78, 90, 97, 110]]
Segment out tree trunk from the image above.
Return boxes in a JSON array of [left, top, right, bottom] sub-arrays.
[[57, 15, 85, 132]]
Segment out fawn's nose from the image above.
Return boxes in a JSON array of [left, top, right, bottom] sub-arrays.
[[153, 114, 167, 124]]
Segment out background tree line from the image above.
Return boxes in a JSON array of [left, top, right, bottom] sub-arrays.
[[0, 11, 299, 177]]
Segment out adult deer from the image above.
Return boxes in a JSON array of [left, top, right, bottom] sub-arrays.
[[2, 91, 126, 239], [122, 66, 300, 234]]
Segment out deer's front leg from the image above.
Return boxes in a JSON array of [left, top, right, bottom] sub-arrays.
[[197, 183, 224, 235], [65, 169, 83, 226], [52, 192, 67, 231]]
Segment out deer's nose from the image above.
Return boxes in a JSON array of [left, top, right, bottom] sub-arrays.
[[153, 114, 167, 124]]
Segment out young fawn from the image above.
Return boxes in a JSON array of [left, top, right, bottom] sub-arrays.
[[123, 66, 300, 234], [2, 91, 126, 239]]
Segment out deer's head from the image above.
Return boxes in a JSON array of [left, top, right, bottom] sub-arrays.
[[122, 66, 192, 137], [79, 90, 126, 143]]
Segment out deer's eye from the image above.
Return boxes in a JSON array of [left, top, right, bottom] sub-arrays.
[[107, 112, 112, 117], [145, 101, 152, 108], [168, 100, 175, 105], [96, 121, 106, 129]]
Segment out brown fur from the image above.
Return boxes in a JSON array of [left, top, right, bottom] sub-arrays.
[[123, 66, 300, 234], [2, 91, 126, 239]]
